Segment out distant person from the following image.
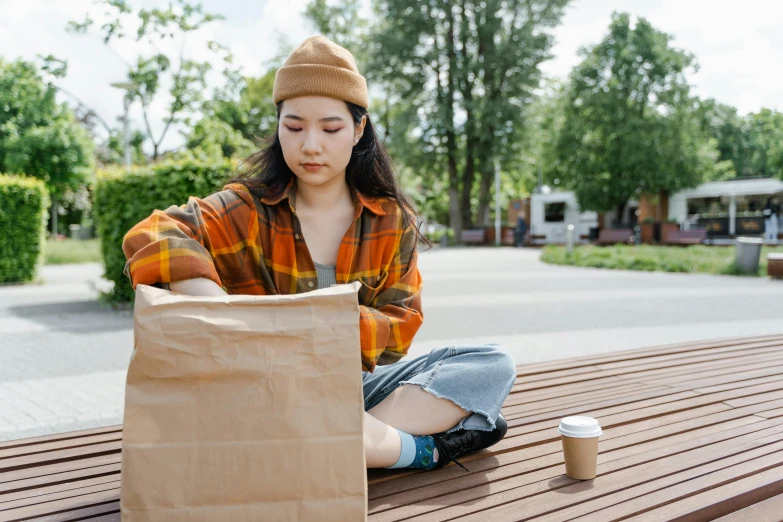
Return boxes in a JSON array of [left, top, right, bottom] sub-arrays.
[[515, 214, 528, 247], [763, 198, 779, 243]]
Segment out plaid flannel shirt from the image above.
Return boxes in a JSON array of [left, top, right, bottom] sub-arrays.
[[122, 181, 423, 372]]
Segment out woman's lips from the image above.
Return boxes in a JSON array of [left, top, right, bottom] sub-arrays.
[[302, 164, 324, 172]]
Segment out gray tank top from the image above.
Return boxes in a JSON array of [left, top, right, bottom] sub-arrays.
[[314, 262, 337, 290]]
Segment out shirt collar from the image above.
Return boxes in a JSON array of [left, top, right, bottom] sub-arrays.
[[260, 179, 386, 216]]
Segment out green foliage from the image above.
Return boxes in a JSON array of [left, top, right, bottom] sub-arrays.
[[203, 67, 278, 144], [0, 174, 49, 283], [306, 0, 568, 233], [541, 244, 783, 277], [0, 59, 60, 173], [556, 13, 717, 214], [744, 109, 783, 179], [93, 158, 235, 303], [0, 57, 95, 238], [67, 0, 228, 160], [182, 117, 256, 160], [4, 114, 95, 200]]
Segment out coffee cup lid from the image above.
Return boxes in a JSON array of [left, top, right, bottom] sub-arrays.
[[558, 416, 602, 438]]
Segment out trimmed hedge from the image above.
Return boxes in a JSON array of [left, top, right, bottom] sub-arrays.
[[94, 159, 236, 303], [0, 174, 49, 283]]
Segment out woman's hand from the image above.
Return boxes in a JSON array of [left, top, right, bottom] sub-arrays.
[[169, 278, 228, 297]]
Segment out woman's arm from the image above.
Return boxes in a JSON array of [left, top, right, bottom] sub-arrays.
[[359, 220, 423, 373], [122, 189, 250, 291], [169, 278, 228, 296]]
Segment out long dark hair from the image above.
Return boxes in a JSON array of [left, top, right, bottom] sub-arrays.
[[230, 101, 431, 247]]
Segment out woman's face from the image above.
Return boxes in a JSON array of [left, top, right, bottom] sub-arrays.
[[278, 95, 366, 190]]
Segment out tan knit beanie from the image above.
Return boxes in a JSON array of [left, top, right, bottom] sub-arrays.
[[273, 35, 369, 109]]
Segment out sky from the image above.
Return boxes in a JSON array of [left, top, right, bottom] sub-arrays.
[[1, 0, 782, 153]]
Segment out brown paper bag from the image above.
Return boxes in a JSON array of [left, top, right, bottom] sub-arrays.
[[120, 283, 367, 522]]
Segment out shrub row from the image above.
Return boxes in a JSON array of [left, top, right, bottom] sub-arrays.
[[0, 174, 49, 283]]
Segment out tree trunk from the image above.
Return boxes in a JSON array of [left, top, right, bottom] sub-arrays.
[[459, 136, 475, 229], [444, 3, 462, 241], [51, 196, 58, 237], [477, 160, 493, 227], [616, 202, 627, 227]]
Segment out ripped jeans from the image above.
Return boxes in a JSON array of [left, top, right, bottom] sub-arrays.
[[362, 344, 517, 434]]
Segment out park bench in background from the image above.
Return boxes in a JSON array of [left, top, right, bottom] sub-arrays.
[[460, 229, 486, 245], [4, 334, 783, 520], [662, 227, 708, 245], [768, 253, 783, 278], [596, 228, 634, 245]]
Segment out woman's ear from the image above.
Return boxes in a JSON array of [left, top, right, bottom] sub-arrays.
[[355, 115, 367, 143]]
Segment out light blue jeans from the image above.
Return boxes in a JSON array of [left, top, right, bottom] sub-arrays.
[[362, 344, 517, 434]]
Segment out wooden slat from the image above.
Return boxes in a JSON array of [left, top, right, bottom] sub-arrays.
[[0, 425, 121, 451], [621, 465, 783, 521], [0, 463, 121, 496], [515, 335, 783, 376], [0, 441, 122, 474], [511, 349, 783, 392], [0, 432, 122, 461], [713, 492, 783, 521], [369, 421, 783, 521], [0, 475, 119, 506], [0, 489, 119, 522], [368, 415, 768, 516], [533, 341, 783, 384], [531, 445, 783, 521], [0, 480, 120, 511], [6, 335, 783, 520], [0, 454, 121, 486]]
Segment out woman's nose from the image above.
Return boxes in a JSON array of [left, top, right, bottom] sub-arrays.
[[301, 131, 322, 155]]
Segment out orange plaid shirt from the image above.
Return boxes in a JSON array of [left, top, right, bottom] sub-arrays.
[[122, 181, 423, 372]]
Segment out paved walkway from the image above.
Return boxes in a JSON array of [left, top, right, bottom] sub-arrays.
[[2, 249, 782, 441]]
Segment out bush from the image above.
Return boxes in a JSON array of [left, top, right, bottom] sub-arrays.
[[0, 174, 49, 283], [93, 158, 236, 303]]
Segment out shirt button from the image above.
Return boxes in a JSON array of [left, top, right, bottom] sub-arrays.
[[307, 281, 315, 288], [295, 233, 300, 240]]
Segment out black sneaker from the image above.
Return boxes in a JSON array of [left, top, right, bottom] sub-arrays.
[[430, 413, 508, 472]]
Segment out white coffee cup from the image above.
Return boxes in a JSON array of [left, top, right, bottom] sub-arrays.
[[558, 416, 602, 480]]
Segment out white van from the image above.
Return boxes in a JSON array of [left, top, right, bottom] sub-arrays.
[[529, 192, 598, 245]]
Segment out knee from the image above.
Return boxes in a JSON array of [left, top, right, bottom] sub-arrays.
[[476, 344, 517, 386], [493, 344, 517, 385]]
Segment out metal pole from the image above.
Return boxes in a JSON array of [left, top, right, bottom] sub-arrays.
[[123, 96, 131, 171], [567, 224, 575, 255], [495, 160, 501, 246]]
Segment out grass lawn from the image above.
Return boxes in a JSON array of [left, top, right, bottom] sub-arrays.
[[540, 244, 783, 277], [44, 238, 102, 265]]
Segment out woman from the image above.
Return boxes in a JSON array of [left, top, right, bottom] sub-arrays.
[[122, 35, 517, 472]]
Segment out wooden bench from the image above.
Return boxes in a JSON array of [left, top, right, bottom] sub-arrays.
[[596, 228, 634, 245], [4, 334, 783, 520], [662, 227, 708, 245], [768, 253, 783, 279], [460, 229, 486, 245]]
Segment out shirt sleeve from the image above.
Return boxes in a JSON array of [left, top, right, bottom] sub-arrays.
[[122, 189, 247, 290], [359, 220, 423, 372]]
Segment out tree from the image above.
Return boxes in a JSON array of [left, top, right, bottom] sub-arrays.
[[204, 68, 279, 143], [182, 117, 256, 160], [307, 0, 569, 238], [0, 58, 95, 235], [67, 0, 228, 160], [556, 13, 718, 218], [745, 109, 783, 179]]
